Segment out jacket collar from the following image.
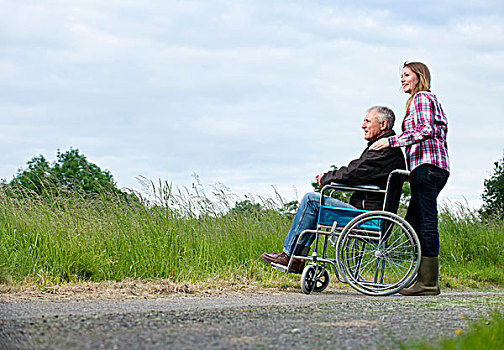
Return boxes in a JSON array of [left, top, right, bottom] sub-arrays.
[[367, 129, 396, 147]]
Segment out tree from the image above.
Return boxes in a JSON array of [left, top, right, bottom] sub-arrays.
[[228, 199, 298, 218], [228, 199, 262, 215], [480, 153, 504, 219], [8, 148, 123, 197], [278, 200, 299, 216], [8, 155, 52, 194]]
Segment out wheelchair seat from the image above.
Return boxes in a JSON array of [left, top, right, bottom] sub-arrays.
[[318, 206, 369, 228]]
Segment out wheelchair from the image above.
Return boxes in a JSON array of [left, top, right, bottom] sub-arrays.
[[271, 169, 420, 296]]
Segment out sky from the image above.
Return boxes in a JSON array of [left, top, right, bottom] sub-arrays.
[[1, 0, 503, 208]]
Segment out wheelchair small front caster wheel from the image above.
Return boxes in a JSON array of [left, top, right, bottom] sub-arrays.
[[301, 265, 330, 294]]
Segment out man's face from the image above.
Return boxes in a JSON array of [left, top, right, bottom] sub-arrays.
[[362, 109, 386, 141]]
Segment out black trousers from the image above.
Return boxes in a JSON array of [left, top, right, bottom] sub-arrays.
[[406, 164, 449, 257]]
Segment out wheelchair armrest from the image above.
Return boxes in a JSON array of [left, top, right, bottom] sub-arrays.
[[323, 183, 382, 192], [320, 183, 385, 207], [351, 184, 381, 190]]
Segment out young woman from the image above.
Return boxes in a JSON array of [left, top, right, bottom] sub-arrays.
[[370, 61, 450, 296]]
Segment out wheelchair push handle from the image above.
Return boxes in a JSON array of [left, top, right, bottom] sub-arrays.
[[388, 169, 410, 178]]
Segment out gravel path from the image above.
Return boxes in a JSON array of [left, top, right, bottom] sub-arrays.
[[1, 290, 503, 349]]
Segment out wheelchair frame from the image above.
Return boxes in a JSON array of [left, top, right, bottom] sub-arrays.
[[271, 169, 421, 296]]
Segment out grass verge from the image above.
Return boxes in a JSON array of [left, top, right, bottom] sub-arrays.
[[399, 310, 504, 350]]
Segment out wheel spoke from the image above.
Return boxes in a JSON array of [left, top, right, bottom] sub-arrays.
[[336, 211, 420, 295]]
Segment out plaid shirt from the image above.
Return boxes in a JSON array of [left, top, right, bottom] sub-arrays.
[[388, 91, 450, 172]]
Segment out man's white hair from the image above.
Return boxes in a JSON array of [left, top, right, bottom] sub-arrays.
[[367, 106, 395, 130]]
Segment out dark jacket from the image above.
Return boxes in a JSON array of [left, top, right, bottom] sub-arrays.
[[319, 130, 406, 210]]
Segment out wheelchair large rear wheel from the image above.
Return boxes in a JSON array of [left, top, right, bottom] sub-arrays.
[[336, 211, 420, 296]]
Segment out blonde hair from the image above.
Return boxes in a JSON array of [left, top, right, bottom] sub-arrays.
[[403, 61, 431, 111]]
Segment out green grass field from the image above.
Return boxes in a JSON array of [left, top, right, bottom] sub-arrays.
[[0, 182, 503, 289]]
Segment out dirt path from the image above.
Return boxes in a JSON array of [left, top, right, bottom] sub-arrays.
[[1, 290, 503, 350]]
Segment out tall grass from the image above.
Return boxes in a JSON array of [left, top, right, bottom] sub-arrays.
[[0, 182, 503, 288], [439, 201, 504, 287], [0, 180, 290, 285]]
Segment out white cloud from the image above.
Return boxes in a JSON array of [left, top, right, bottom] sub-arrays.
[[0, 0, 503, 210]]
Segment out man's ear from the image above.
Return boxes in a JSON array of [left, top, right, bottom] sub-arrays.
[[380, 120, 388, 130]]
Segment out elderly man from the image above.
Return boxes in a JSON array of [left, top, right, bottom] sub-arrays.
[[261, 106, 406, 273]]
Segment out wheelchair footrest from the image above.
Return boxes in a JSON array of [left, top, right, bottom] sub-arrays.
[[270, 262, 288, 273]]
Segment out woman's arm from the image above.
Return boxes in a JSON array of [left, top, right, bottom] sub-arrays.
[[388, 92, 436, 147]]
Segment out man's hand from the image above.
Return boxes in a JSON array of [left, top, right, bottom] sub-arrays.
[[316, 173, 325, 185], [369, 138, 390, 151]]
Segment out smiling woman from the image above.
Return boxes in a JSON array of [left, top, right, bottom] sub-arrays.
[[401, 65, 420, 94], [370, 61, 450, 296]]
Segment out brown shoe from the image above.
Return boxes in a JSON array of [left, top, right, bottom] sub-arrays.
[[261, 252, 289, 265], [261, 252, 305, 274], [261, 251, 283, 260]]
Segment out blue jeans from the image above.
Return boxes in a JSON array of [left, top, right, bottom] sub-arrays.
[[283, 192, 355, 256], [405, 164, 449, 257]]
